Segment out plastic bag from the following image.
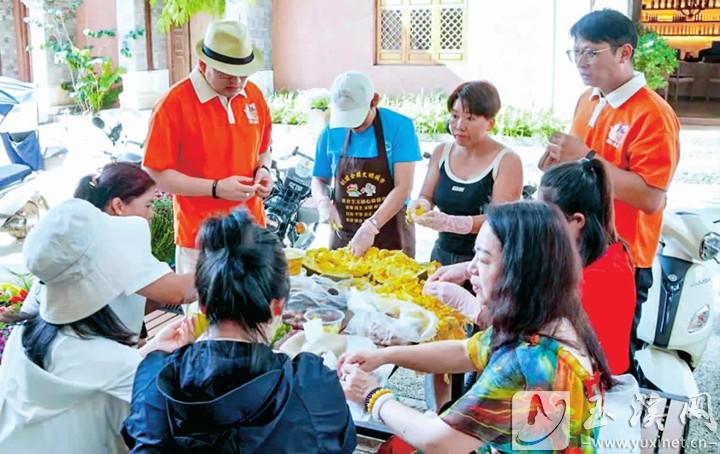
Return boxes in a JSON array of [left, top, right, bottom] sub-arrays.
[[283, 274, 349, 329], [345, 288, 438, 345]]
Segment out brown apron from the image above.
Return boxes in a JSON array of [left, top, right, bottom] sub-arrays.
[[330, 110, 415, 257]]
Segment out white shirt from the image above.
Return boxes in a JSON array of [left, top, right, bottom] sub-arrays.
[[0, 326, 141, 453], [189, 66, 247, 124], [22, 249, 171, 335]]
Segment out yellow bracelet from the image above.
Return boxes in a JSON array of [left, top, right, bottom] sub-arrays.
[[366, 388, 392, 414]]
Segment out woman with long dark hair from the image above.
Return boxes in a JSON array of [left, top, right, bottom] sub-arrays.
[[339, 201, 612, 452], [21, 162, 194, 336], [539, 159, 635, 374], [0, 199, 195, 452], [122, 209, 357, 453], [427, 159, 635, 375]]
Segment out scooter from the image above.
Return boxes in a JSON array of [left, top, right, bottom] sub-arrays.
[[635, 208, 720, 396], [91, 116, 143, 164], [0, 77, 63, 239], [264, 147, 319, 249]]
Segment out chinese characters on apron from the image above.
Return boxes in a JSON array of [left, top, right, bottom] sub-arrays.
[[330, 111, 415, 257]]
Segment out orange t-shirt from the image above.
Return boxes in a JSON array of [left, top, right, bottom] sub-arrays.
[[571, 76, 680, 268], [143, 72, 271, 248]]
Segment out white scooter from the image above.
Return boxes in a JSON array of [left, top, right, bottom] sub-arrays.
[[635, 208, 720, 396]]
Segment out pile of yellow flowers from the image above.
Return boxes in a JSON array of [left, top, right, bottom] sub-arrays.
[[303, 247, 468, 341]]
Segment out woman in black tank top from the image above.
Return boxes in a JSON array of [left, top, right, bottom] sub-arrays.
[[408, 81, 523, 266], [409, 81, 524, 412]]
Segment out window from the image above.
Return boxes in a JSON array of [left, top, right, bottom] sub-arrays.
[[376, 0, 467, 65]]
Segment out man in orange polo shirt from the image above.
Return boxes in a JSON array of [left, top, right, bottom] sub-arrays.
[[143, 20, 273, 274], [539, 9, 680, 373]]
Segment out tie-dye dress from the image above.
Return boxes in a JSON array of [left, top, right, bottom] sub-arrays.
[[440, 327, 602, 453]]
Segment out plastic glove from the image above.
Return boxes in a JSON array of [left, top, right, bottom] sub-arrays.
[[317, 198, 342, 230], [407, 198, 432, 221], [423, 281, 488, 327], [350, 220, 379, 257], [427, 261, 471, 284], [415, 210, 473, 234]]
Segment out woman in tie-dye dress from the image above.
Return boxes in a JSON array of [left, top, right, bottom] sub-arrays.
[[338, 201, 614, 453]]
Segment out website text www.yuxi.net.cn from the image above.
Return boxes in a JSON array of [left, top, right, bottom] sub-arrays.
[[595, 438, 717, 450]]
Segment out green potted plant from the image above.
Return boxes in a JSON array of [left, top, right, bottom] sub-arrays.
[[634, 25, 678, 92], [150, 193, 175, 265], [26, 0, 143, 113]]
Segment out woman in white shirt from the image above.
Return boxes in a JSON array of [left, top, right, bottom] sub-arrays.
[[23, 163, 194, 337], [0, 199, 195, 453]]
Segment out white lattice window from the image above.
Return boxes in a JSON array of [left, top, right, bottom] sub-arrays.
[[376, 0, 467, 65]]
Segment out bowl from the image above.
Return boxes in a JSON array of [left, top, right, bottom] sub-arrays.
[[304, 307, 345, 334]]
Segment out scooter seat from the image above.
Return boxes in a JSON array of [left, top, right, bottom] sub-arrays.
[[0, 163, 32, 189]]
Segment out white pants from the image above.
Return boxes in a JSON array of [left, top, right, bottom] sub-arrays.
[[175, 246, 200, 274], [175, 246, 200, 314]]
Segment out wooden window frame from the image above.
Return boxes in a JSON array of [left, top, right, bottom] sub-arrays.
[[375, 0, 468, 66]]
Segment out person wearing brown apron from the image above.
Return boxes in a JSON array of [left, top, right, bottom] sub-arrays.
[[311, 71, 420, 257]]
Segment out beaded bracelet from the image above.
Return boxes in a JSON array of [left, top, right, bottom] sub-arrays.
[[366, 387, 392, 414], [364, 387, 383, 413], [371, 392, 396, 423]]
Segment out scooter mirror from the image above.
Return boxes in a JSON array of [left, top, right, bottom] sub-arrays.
[[92, 116, 105, 129]]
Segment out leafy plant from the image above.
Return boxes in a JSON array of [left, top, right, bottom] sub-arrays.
[[268, 91, 307, 125], [493, 106, 567, 142], [634, 25, 678, 91], [267, 89, 567, 142], [151, 0, 223, 32], [25, 0, 143, 113], [150, 193, 175, 264]]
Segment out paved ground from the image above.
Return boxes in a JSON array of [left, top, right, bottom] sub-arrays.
[[1, 112, 719, 450]]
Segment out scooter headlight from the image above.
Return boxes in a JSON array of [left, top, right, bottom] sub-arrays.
[[699, 232, 720, 261], [688, 305, 711, 334]]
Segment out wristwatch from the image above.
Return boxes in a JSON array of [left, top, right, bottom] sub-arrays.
[[585, 149, 598, 160]]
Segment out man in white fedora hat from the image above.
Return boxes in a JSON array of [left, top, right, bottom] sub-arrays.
[[143, 20, 273, 274], [311, 71, 421, 257]]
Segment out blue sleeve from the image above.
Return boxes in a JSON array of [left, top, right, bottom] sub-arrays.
[[294, 353, 357, 453], [122, 351, 174, 453], [389, 116, 422, 167], [312, 127, 333, 179]]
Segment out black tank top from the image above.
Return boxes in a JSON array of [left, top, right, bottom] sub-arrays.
[[433, 143, 509, 255]]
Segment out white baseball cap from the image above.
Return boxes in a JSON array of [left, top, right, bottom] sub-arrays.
[[329, 71, 375, 129], [23, 199, 151, 324]]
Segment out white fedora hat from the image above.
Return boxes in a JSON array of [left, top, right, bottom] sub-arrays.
[[195, 20, 264, 77]]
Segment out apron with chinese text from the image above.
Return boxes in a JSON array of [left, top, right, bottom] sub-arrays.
[[330, 112, 415, 257]]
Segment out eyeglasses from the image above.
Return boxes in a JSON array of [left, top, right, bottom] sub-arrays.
[[565, 47, 612, 63]]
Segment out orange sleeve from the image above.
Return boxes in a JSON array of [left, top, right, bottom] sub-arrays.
[[626, 113, 679, 191], [142, 101, 182, 171]]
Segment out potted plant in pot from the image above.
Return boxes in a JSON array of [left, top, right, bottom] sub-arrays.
[[297, 88, 330, 135], [26, 0, 143, 114], [633, 25, 678, 94]]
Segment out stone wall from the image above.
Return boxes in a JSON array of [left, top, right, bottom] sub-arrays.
[[227, 0, 272, 70], [117, 0, 168, 71], [0, 1, 20, 79]]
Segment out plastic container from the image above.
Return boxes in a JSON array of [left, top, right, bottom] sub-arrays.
[[284, 248, 305, 276], [304, 307, 345, 334]]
